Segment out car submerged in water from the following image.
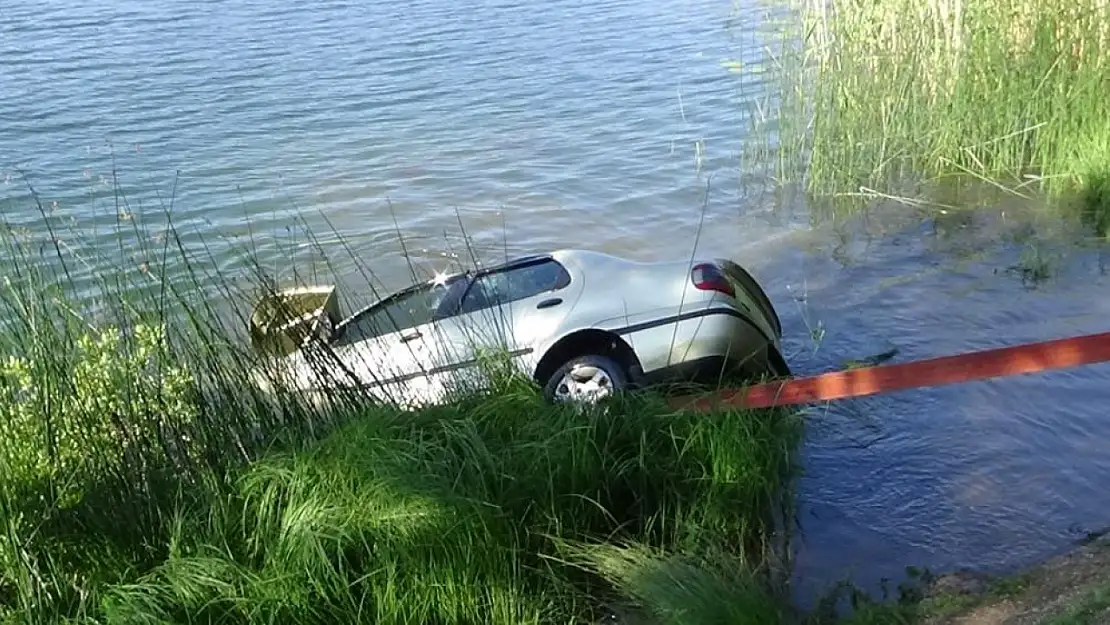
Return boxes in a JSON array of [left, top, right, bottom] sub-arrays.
[[248, 249, 789, 408]]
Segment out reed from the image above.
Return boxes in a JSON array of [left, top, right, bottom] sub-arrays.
[[763, 0, 1110, 223]]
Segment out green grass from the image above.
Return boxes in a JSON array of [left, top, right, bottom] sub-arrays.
[[755, 0, 1110, 225], [96, 391, 800, 624], [0, 175, 804, 624], [1044, 583, 1110, 625]]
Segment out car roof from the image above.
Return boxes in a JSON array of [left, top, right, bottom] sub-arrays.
[[331, 248, 658, 334], [477, 248, 641, 275], [475, 252, 551, 273]]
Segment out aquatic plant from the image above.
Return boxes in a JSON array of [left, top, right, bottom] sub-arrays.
[[762, 0, 1110, 222]]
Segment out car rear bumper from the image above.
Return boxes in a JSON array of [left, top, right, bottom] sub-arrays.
[[618, 306, 789, 384], [641, 355, 751, 389]]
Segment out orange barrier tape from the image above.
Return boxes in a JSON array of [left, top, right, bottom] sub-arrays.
[[670, 331, 1110, 412]]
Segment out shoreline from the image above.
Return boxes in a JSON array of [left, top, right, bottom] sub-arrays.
[[855, 535, 1110, 624]]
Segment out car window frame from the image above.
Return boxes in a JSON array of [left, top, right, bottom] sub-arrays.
[[331, 273, 472, 346], [451, 258, 572, 317]]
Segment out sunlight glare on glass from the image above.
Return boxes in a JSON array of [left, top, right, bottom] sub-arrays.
[[431, 269, 452, 288]]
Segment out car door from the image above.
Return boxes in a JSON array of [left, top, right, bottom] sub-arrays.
[[326, 276, 468, 405], [433, 257, 583, 386]]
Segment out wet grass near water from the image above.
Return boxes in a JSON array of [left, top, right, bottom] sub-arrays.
[[0, 182, 805, 624]]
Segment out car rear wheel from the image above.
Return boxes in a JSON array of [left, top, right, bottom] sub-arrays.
[[543, 354, 628, 405]]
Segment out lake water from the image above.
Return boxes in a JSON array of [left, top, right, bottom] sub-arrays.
[[3, 0, 1109, 608]]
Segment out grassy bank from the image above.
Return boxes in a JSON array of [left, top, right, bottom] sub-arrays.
[[94, 393, 800, 624], [0, 189, 804, 623], [765, 0, 1110, 225]]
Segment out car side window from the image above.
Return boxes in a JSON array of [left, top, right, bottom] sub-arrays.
[[458, 259, 571, 315], [335, 277, 465, 345]]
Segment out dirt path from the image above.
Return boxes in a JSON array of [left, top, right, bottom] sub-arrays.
[[920, 537, 1110, 625]]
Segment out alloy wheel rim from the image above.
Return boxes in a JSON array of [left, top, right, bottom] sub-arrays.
[[554, 363, 615, 404]]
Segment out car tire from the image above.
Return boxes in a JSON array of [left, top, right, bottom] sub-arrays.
[[543, 354, 628, 405]]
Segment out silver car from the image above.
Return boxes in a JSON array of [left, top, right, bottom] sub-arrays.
[[249, 249, 789, 407]]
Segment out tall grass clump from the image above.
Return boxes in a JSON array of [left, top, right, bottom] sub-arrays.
[[0, 176, 355, 622], [99, 392, 801, 624], [771, 0, 1110, 221], [0, 174, 805, 623]]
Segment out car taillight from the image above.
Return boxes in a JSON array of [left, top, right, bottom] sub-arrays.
[[691, 263, 735, 298]]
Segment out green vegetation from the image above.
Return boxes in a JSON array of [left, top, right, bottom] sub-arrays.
[[763, 0, 1110, 225], [90, 392, 799, 624], [0, 183, 804, 624], [1044, 583, 1110, 625]]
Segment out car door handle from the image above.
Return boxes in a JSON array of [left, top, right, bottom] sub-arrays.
[[400, 330, 422, 342], [536, 298, 562, 309]]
